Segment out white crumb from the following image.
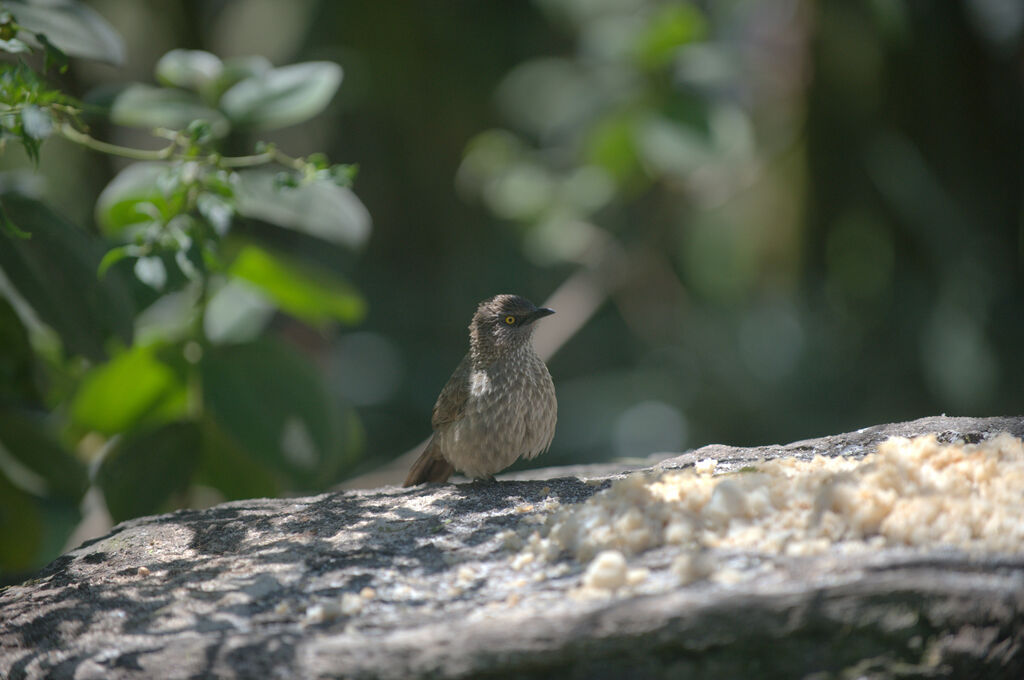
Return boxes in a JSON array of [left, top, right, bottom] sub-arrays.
[[521, 433, 1024, 585], [582, 550, 627, 590], [694, 458, 718, 475]]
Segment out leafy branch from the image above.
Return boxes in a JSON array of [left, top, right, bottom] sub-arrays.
[[56, 120, 352, 178], [0, 59, 354, 185]]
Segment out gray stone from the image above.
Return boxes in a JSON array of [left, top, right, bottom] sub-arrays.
[[2, 415, 1023, 679]]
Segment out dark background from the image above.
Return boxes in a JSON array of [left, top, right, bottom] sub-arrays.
[[6, 0, 1024, 478]]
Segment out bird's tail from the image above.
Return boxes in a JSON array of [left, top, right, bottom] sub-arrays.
[[402, 437, 454, 487]]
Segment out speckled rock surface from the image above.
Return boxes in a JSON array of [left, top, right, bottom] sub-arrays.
[[2, 415, 1023, 679]]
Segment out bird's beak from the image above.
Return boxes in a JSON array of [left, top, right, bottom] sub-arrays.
[[527, 307, 555, 323]]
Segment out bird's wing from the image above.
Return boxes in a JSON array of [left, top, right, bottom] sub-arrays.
[[431, 352, 471, 428]]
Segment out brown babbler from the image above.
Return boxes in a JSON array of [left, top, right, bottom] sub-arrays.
[[403, 294, 557, 486]]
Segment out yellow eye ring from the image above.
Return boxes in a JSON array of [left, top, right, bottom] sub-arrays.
[[504, 315, 516, 325]]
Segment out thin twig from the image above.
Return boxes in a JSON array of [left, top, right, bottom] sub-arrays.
[[57, 122, 308, 171], [59, 122, 175, 161]]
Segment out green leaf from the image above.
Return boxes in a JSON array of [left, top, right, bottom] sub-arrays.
[[155, 49, 222, 93], [0, 298, 35, 404], [0, 10, 16, 40], [109, 84, 229, 138], [204, 55, 272, 104], [135, 256, 167, 290], [0, 471, 78, 578], [637, 116, 713, 177], [202, 279, 275, 344], [70, 343, 188, 435], [4, 0, 124, 64], [228, 244, 365, 327], [235, 170, 371, 249], [94, 162, 174, 235], [329, 163, 359, 187], [36, 33, 69, 74], [0, 408, 87, 502], [585, 113, 642, 184], [0, 470, 42, 572], [0, 37, 30, 54], [0, 202, 31, 239], [196, 192, 233, 236], [96, 421, 201, 522], [185, 119, 213, 145], [0, 194, 135, 361], [634, 3, 707, 69], [97, 244, 136, 278], [32, 495, 80, 568], [273, 171, 299, 190], [17, 129, 41, 165], [196, 416, 278, 500], [220, 61, 342, 130], [201, 339, 354, 488]]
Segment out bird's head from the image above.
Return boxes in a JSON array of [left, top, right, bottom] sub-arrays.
[[469, 294, 554, 361]]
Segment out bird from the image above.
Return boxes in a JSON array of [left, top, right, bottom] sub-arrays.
[[403, 294, 557, 486]]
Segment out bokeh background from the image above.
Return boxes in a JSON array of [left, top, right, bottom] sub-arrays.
[[2, 0, 1023, 581]]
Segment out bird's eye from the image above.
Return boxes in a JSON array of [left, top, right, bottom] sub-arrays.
[[504, 315, 516, 325]]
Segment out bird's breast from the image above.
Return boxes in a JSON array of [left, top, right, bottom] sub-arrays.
[[438, 349, 556, 477], [469, 369, 491, 398]]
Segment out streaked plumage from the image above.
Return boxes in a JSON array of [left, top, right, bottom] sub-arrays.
[[403, 294, 557, 486]]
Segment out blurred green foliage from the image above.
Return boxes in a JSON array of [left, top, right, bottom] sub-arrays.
[[319, 0, 1022, 466], [1, 0, 1023, 584], [0, 0, 367, 582]]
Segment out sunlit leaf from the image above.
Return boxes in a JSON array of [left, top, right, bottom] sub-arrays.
[[201, 339, 354, 488], [0, 195, 134, 361], [496, 58, 596, 140], [0, 37, 29, 54], [4, 0, 124, 64], [204, 55, 272, 104], [457, 130, 523, 197], [196, 192, 233, 236], [0, 408, 87, 501], [155, 49, 222, 93], [483, 161, 554, 221], [70, 344, 187, 435], [634, 3, 707, 69], [272, 171, 299, 190], [329, 163, 359, 187], [97, 244, 137, 278], [585, 113, 643, 184], [202, 279, 275, 344], [134, 256, 167, 290], [228, 244, 365, 326], [220, 61, 342, 129], [235, 170, 371, 249], [94, 162, 174, 235], [96, 421, 201, 522], [109, 84, 229, 137], [636, 116, 713, 177]]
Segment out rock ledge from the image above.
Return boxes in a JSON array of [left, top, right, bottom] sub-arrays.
[[1, 415, 1023, 679]]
